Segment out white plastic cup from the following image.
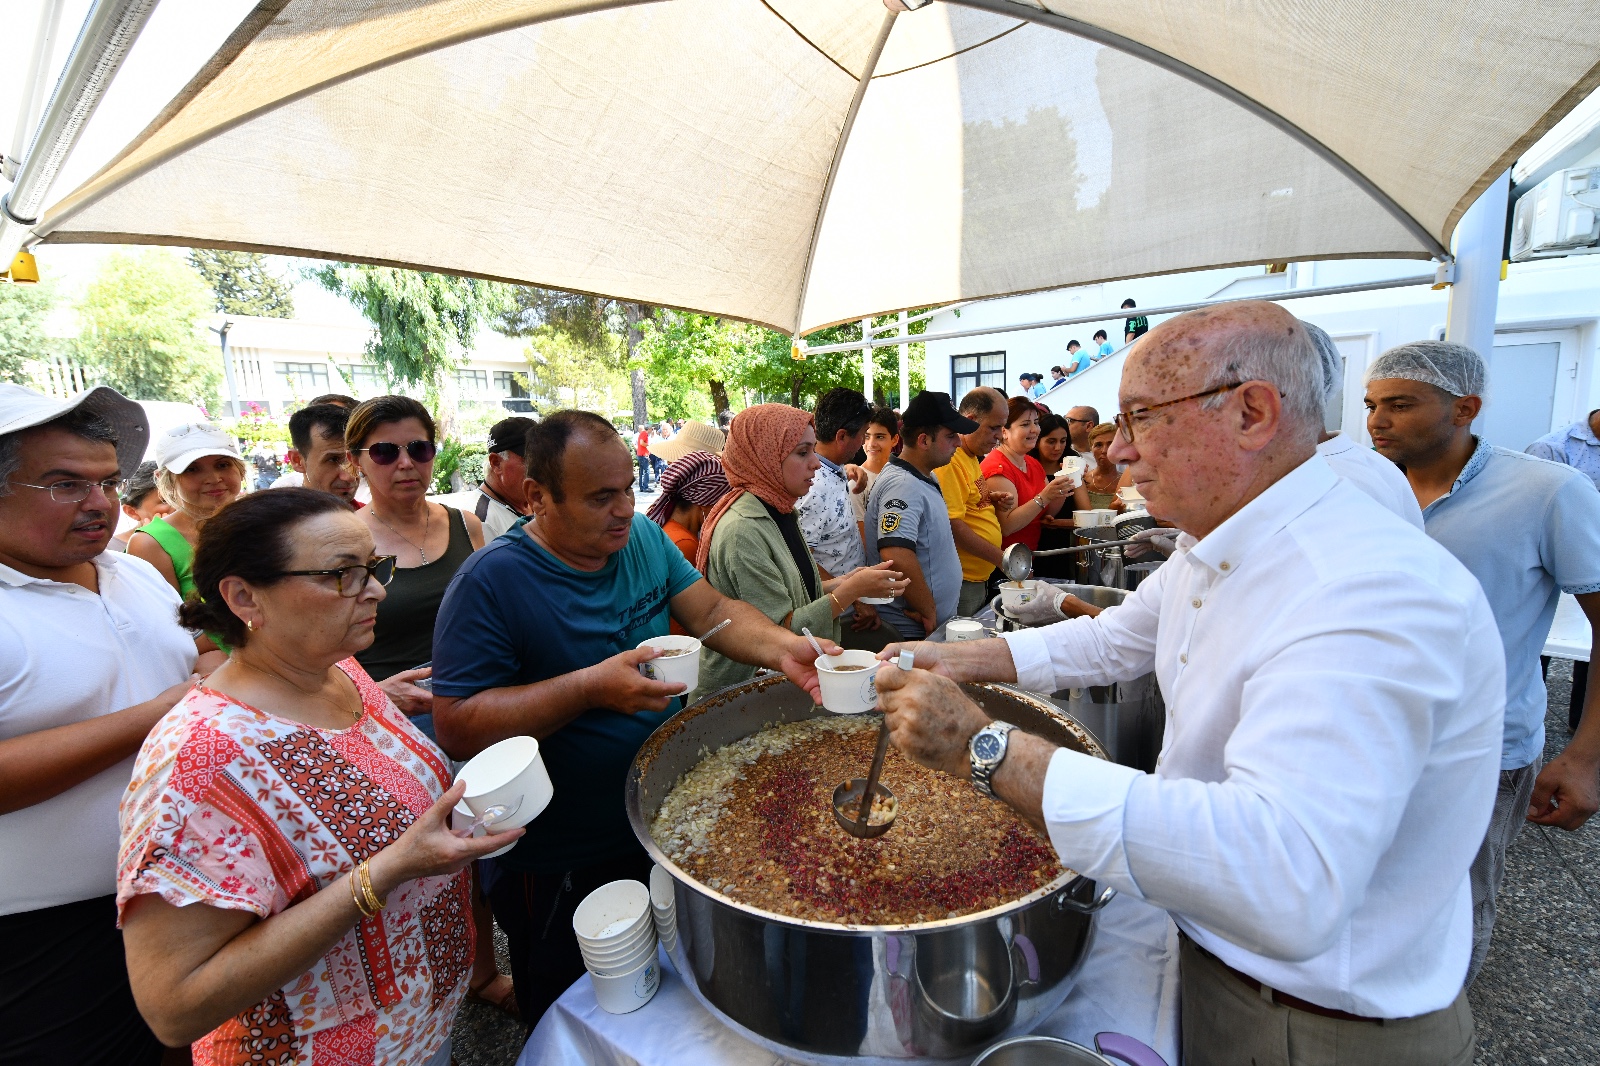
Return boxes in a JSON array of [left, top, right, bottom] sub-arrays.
[[858, 595, 894, 605], [814, 650, 884, 714], [574, 880, 652, 947], [1072, 509, 1101, 528], [583, 932, 658, 976], [1092, 508, 1117, 524], [579, 916, 654, 956], [1056, 456, 1084, 485], [945, 618, 985, 642], [636, 634, 701, 692], [456, 736, 553, 831], [649, 865, 675, 911], [589, 952, 661, 1014], [999, 580, 1041, 612]]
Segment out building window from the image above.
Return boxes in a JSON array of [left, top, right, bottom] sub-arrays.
[[339, 364, 385, 396], [952, 352, 1007, 397], [494, 370, 529, 398], [455, 368, 489, 395], [276, 361, 329, 396]]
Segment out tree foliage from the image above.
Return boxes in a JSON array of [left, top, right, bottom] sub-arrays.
[[76, 250, 220, 407], [188, 250, 295, 318], [0, 276, 59, 384], [308, 264, 514, 388], [525, 326, 629, 416]]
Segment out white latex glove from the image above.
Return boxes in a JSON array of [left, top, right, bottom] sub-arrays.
[[1012, 588, 1069, 625], [1123, 527, 1178, 560]]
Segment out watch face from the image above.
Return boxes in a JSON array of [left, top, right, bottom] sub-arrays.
[[973, 733, 1003, 761]]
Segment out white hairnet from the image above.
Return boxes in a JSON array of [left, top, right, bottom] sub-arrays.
[[1302, 322, 1342, 403], [1364, 340, 1486, 397]]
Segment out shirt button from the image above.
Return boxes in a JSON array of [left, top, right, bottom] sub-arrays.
[[1191, 598, 1202, 608], [1219, 562, 1230, 571], [1179, 653, 1188, 664]]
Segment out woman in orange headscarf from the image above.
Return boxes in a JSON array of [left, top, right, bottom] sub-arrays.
[[691, 404, 903, 698]]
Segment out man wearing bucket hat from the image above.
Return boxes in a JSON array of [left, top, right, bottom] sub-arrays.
[[0, 384, 218, 1063], [874, 304, 1503, 1066], [1363, 339, 1600, 985], [430, 409, 836, 1025]]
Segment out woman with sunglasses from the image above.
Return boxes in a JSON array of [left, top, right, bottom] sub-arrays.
[[118, 488, 509, 1066], [346, 397, 484, 734]]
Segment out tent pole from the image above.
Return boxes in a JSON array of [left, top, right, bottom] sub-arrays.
[[897, 310, 910, 409], [861, 318, 874, 402], [1444, 170, 1510, 359], [0, 0, 163, 265]]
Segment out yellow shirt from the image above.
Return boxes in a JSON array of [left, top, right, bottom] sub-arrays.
[[935, 446, 1002, 582]]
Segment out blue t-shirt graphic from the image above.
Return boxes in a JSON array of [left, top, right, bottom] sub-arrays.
[[432, 514, 703, 872]]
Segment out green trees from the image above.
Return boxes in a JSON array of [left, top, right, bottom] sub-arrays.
[[76, 250, 220, 408], [308, 264, 514, 388], [0, 277, 59, 384], [188, 250, 295, 317]]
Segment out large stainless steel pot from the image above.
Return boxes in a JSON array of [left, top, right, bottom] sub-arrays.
[[627, 673, 1115, 1065], [988, 583, 1166, 773]]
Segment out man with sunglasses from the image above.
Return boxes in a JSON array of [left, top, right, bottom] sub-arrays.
[[0, 384, 224, 1064], [1063, 405, 1098, 457], [430, 409, 838, 1026], [872, 302, 1503, 1066]]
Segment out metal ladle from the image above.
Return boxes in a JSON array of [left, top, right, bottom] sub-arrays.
[[832, 650, 913, 838]]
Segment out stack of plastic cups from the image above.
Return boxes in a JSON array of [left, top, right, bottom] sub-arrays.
[[649, 864, 677, 952], [572, 880, 660, 1013]]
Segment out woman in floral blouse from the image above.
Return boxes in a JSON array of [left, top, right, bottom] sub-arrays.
[[118, 489, 515, 1066]]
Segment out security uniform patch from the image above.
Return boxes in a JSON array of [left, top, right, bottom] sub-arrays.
[[880, 512, 901, 534]]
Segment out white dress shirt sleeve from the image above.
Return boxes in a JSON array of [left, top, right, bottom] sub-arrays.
[[1040, 569, 1499, 963], [1001, 561, 1166, 694]]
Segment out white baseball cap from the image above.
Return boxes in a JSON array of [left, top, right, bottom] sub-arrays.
[[0, 383, 149, 478], [154, 421, 243, 474]]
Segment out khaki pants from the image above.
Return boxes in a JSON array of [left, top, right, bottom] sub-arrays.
[[1180, 936, 1474, 1066], [1466, 757, 1540, 985], [958, 579, 991, 617]]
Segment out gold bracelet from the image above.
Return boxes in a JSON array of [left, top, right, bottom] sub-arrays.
[[350, 868, 375, 918], [358, 860, 386, 913], [827, 592, 843, 614]]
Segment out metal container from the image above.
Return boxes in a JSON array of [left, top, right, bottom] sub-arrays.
[[627, 674, 1115, 1064], [988, 583, 1166, 773], [972, 1034, 1168, 1066]]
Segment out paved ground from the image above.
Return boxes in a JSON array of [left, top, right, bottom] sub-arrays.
[[450, 664, 1599, 1066]]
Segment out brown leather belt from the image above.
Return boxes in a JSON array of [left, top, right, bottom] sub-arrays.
[[1180, 932, 1383, 1024]]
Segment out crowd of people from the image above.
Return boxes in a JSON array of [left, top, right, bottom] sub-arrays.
[[1017, 297, 1148, 393], [1, 295, 1598, 1066]]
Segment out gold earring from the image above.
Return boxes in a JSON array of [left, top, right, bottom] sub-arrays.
[[246, 619, 256, 631]]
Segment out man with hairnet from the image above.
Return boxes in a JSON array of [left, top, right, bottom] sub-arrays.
[[1364, 340, 1600, 984], [1303, 323, 1422, 527]]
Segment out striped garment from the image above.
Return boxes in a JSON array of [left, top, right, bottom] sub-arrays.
[[117, 660, 470, 1066]]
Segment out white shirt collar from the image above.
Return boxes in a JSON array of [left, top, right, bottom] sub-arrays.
[[0, 551, 116, 590], [1185, 453, 1337, 576]]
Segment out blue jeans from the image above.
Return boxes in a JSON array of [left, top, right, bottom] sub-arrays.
[[637, 454, 653, 491]]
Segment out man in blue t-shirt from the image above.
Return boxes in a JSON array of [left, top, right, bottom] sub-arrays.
[[431, 410, 832, 1025], [1093, 329, 1115, 359]]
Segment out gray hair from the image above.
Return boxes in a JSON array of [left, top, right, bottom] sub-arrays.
[[0, 408, 119, 498], [1364, 340, 1485, 398], [1303, 322, 1343, 405], [1196, 316, 1324, 432], [958, 387, 1005, 418]]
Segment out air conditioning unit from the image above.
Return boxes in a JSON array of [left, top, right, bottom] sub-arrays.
[[1510, 166, 1600, 261]]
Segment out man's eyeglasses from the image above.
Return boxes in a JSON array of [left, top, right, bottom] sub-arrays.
[[355, 440, 437, 466], [9, 478, 122, 504], [279, 555, 397, 597], [1063, 416, 1096, 426], [1113, 382, 1243, 443]]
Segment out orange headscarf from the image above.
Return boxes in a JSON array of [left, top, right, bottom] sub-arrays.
[[693, 404, 814, 572]]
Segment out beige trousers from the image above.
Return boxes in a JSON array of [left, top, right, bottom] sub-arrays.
[[1179, 937, 1474, 1066]]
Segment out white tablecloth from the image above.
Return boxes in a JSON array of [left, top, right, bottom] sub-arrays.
[[518, 894, 1180, 1066]]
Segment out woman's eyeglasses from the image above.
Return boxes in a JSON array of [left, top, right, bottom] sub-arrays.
[[355, 440, 437, 465], [280, 555, 397, 597]]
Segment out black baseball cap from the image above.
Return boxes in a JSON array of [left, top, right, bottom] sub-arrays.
[[487, 416, 537, 456], [900, 391, 978, 437]]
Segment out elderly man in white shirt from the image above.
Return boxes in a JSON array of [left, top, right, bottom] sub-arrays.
[[875, 301, 1503, 1066]]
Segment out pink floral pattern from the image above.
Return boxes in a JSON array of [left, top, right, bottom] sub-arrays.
[[118, 659, 469, 1066]]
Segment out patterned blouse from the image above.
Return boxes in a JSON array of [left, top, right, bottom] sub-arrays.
[[117, 660, 471, 1066]]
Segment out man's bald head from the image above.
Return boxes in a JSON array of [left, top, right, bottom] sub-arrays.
[[1123, 300, 1322, 438]]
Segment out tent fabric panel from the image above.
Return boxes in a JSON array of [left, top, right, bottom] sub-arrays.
[[44, 0, 643, 229], [764, 0, 888, 79], [57, 1, 854, 332], [799, 20, 1423, 331], [1019, 0, 1600, 243]]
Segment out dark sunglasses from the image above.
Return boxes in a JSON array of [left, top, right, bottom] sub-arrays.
[[356, 440, 437, 465]]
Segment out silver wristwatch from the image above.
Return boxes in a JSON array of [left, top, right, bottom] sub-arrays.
[[968, 721, 1016, 798]]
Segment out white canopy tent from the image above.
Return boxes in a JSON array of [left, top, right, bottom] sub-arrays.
[[11, 0, 1600, 335]]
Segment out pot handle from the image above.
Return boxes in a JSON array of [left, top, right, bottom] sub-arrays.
[[1011, 934, 1040, 984], [1054, 876, 1117, 914], [1094, 1032, 1169, 1066]]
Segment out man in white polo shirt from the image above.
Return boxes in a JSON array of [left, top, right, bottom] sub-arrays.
[[0, 384, 216, 1064], [875, 302, 1502, 1066]]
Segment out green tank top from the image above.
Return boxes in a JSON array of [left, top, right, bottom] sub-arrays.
[[137, 514, 230, 653]]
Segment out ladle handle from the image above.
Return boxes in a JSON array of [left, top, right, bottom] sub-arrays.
[[858, 720, 892, 826]]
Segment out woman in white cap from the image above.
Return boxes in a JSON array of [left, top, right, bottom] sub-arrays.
[[127, 422, 246, 602]]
